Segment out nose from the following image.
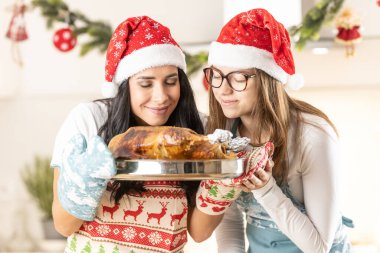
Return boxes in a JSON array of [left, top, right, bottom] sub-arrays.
[[219, 78, 233, 95], [152, 83, 169, 103]]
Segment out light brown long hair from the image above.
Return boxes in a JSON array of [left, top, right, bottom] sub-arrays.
[[207, 69, 337, 186]]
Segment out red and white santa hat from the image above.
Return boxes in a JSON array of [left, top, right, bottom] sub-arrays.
[[102, 16, 186, 97], [208, 8, 303, 90]]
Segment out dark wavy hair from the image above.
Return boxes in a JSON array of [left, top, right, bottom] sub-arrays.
[[96, 68, 203, 206]]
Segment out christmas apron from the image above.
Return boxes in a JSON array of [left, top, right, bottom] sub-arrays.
[[64, 181, 188, 253]]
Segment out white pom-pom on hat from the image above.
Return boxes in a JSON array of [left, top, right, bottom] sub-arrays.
[[285, 73, 304, 91], [101, 81, 118, 98]]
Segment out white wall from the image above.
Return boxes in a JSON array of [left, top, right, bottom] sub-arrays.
[[0, 0, 224, 98]]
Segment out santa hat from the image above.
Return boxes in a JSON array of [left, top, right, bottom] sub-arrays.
[[102, 16, 186, 97], [208, 8, 303, 90]]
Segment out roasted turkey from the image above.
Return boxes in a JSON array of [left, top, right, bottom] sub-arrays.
[[108, 126, 235, 160]]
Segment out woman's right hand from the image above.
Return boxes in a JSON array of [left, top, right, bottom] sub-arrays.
[[58, 134, 116, 221]]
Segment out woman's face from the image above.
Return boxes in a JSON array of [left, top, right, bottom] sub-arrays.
[[129, 65, 180, 126], [211, 66, 258, 119]]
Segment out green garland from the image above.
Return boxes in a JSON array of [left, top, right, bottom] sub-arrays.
[[32, 0, 344, 73], [184, 51, 208, 77], [31, 0, 208, 75], [32, 0, 113, 56], [289, 0, 345, 50]]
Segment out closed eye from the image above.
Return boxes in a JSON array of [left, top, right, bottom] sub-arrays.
[[165, 77, 178, 85], [138, 82, 153, 88]]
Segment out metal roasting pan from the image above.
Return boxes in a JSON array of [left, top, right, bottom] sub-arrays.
[[112, 159, 244, 181]]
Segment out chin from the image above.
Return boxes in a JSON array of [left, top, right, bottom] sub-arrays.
[[145, 117, 170, 126], [221, 109, 241, 119]]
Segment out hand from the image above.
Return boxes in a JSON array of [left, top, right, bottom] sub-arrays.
[[241, 159, 274, 192], [196, 142, 274, 215], [58, 134, 117, 221], [221, 142, 274, 187]]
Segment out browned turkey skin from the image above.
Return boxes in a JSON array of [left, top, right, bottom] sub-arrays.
[[108, 126, 235, 160]]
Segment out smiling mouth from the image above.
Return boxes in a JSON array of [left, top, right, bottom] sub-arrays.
[[221, 99, 238, 106], [146, 106, 169, 115]]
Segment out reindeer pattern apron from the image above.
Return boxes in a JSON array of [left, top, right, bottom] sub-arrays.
[[64, 181, 188, 253]]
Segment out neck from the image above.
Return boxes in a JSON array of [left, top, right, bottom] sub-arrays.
[[239, 115, 255, 138], [239, 115, 270, 143]]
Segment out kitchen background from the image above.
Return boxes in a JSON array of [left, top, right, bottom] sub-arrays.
[[0, 0, 379, 252]]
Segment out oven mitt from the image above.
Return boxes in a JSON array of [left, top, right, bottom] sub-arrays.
[[196, 142, 274, 215], [58, 133, 117, 221], [220, 142, 274, 187]]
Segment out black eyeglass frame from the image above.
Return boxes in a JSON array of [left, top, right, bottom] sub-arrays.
[[203, 67, 256, 92]]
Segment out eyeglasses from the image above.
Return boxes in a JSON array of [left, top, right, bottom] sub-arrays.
[[203, 67, 256, 92]]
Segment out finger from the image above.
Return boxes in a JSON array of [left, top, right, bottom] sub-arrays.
[[241, 180, 255, 191], [255, 168, 270, 182], [265, 159, 274, 173], [243, 176, 262, 189]]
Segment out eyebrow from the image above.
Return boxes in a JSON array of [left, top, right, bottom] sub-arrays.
[[136, 73, 178, 80], [211, 67, 255, 75]]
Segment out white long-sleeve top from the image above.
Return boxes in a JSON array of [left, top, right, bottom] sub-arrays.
[[215, 114, 348, 253]]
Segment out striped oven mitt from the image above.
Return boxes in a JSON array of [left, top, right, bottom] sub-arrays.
[[196, 142, 274, 215]]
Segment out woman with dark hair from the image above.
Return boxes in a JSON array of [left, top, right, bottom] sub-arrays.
[[201, 8, 353, 253], [51, 16, 220, 253]]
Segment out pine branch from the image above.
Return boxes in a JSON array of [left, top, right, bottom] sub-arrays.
[[32, 0, 208, 76], [32, 0, 112, 55], [289, 0, 345, 50], [21, 156, 53, 219], [185, 51, 208, 77]]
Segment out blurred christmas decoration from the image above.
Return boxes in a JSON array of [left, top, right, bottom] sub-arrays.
[[377, 0, 380, 6], [185, 51, 208, 75], [335, 8, 362, 57], [53, 27, 77, 52], [32, 0, 112, 56], [6, 0, 28, 41], [32, 0, 209, 82], [289, 0, 345, 50], [5, 0, 29, 66], [184, 51, 209, 90]]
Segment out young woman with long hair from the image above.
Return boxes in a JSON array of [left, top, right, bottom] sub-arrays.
[[204, 8, 354, 253], [51, 16, 221, 253]]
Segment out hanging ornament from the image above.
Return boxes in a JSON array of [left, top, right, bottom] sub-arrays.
[[5, 0, 29, 66], [335, 8, 362, 58], [53, 27, 77, 52], [377, 0, 380, 6], [6, 0, 28, 41]]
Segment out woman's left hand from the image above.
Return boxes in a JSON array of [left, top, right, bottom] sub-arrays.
[[241, 159, 273, 192]]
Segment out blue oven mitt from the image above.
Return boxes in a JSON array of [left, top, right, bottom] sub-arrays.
[[58, 133, 117, 221]]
